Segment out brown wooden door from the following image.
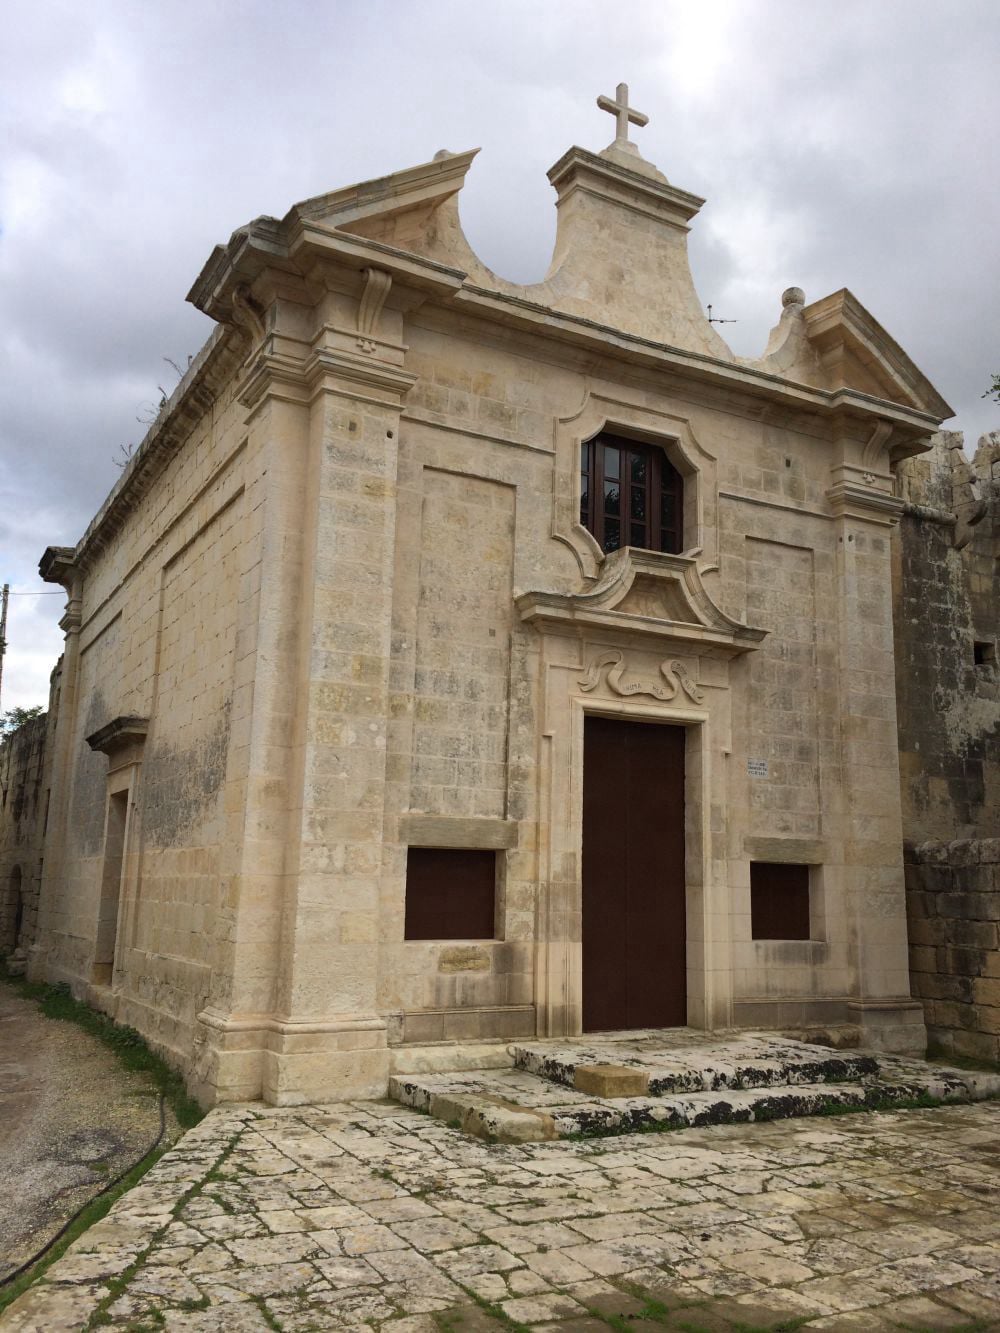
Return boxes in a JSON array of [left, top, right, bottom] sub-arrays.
[[582, 715, 686, 1030]]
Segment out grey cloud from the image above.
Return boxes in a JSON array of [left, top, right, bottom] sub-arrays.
[[2, 0, 998, 706]]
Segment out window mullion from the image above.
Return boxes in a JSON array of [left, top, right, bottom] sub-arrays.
[[594, 442, 604, 547], [650, 448, 661, 549]]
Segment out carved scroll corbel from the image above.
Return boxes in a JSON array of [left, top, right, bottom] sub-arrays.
[[356, 267, 392, 353], [231, 283, 267, 357], [862, 420, 893, 471]]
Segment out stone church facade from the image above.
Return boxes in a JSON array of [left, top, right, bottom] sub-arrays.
[[25, 93, 961, 1105]]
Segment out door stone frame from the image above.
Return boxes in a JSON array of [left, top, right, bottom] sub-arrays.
[[517, 546, 767, 1039]]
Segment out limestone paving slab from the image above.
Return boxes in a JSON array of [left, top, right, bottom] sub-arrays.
[[5, 1097, 1000, 1330]]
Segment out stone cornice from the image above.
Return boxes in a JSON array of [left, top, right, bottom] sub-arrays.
[[189, 209, 944, 447], [189, 222, 465, 328], [238, 344, 418, 412], [548, 145, 705, 231], [50, 327, 247, 579], [452, 284, 943, 440], [38, 546, 77, 588], [291, 148, 480, 227], [85, 715, 149, 756], [825, 481, 906, 525], [517, 548, 766, 658]]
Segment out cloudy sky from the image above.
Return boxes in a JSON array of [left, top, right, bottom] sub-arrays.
[[2, 0, 998, 710]]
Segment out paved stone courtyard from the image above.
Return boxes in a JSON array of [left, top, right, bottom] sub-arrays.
[[5, 1098, 1000, 1331]]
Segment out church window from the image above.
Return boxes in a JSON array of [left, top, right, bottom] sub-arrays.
[[580, 433, 683, 555], [750, 862, 811, 941], [404, 848, 497, 940]]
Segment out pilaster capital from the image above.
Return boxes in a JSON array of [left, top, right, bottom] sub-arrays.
[[826, 478, 904, 526], [238, 344, 417, 413]]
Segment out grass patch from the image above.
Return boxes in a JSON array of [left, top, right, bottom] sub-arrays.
[[563, 1115, 687, 1141], [437, 1282, 533, 1331], [816, 1090, 947, 1117], [586, 1299, 672, 1329], [249, 1293, 285, 1330], [85, 1132, 241, 1329], [0, 967, 207, 1315], [0, 1144, 169, 1316], [1, 965, 203, 1129], [926, 1043, 1000, 1075]]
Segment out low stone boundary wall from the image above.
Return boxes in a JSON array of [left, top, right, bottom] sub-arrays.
[[906, 838, 1000, 1063]]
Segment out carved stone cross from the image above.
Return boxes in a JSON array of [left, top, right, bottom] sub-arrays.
[[597, 82, 649, 146]]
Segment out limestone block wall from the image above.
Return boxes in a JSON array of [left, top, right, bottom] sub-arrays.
[[378, 322, 575, 1039], [906, 839, 1000, 1062], [0, 694, 57, 963], [32, 331, 268, 1069], [715, 425, 904, 1030]]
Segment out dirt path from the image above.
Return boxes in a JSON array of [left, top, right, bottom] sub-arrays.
[[0, 983, 166, 1280]]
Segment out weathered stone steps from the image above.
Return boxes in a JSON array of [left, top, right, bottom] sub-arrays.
[[512, 1035, 880, 1096], [388, 1035, 1000, 1143]]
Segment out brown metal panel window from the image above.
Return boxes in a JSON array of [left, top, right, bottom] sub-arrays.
[[404, 848, 496, 940], [750, 862, 811, 940], [580, 433, 684, 555]]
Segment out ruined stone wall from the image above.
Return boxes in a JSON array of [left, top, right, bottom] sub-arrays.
[[894, 431, 1000, 841], [896, 431, 1000, 1056], [0, 665, 60, 966], [906, 839, 1000, 1062]]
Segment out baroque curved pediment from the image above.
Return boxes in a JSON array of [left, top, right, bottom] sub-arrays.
[[516, 548, 766, 658]]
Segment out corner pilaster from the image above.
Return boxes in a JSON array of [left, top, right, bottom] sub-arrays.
[[827, 452, 926, 1054], [251, 311, 416, 1102]]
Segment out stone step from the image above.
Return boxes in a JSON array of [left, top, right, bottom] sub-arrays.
[[389, 1051, 1000, 1144], [388, 1041, 514, 1077], [512, 1033, 882, 1097]]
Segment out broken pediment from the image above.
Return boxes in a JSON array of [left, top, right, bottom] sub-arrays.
[[803, 289, 953, 419], [516, 548, 766, 658], [189, 84, 737, 361], [748, 286, 953, 423]]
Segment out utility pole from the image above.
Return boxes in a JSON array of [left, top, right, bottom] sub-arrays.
[[0, 582, 8, 712]]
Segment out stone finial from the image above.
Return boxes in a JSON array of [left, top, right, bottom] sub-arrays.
[[433, 149, 455, 161], [782, 287, 805, 311]]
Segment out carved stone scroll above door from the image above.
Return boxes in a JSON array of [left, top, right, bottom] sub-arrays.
[[578, 649, 705, 703]]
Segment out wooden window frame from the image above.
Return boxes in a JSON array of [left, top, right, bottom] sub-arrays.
[[580, 432, 684, 556]]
